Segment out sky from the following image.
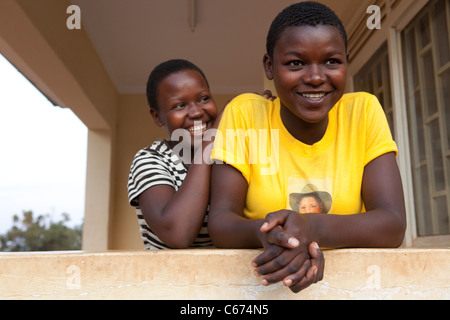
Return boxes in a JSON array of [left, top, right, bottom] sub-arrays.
[[0, 53, 87, 234]]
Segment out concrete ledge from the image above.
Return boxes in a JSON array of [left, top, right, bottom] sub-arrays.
[[0, 249, 449, 300]]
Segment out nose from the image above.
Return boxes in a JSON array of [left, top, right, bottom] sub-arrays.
[[187, 102, 204, 119], [303, 64, 326, 86]]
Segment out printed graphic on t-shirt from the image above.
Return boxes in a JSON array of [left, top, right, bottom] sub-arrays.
[[287, 178, 333, 214]]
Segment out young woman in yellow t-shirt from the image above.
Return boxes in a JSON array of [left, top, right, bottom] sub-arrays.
[[209, 1, 406, 293]]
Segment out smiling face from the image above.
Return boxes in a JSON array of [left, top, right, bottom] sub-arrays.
[[264, 25, 348, 142], [298, 195, 323, 213], [150, 69, 217, 147]]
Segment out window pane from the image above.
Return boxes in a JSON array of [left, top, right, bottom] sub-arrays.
[[422, 51, 437, 116], [376, 63, 383, 89], [419, 14, 431, 49], [429, 118, 445, 191], [403, 0, 450, 238], [406, 30, 420, 88], [353, 43, 393, 133], [434, 0, 450, 68], [435, 196, 449, 235], [384, 61, 392, 107], [415, 165, 432, 236], [441, 69, 450, 148], [414, 90, 426, 162]]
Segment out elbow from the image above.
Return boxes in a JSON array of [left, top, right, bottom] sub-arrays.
[[210, 236, 229, 249], [207, 217, 223, 248], [387, 212, 407, 248], [210, 239, 227, 249], [165, 235, 194, 249], [167, 240, 191, 249], [389, 232, 405, 248], [140, 207, 198, 249], [393, 221, 407, 248], [158, 223, 196, 249], [207, 211, 229, 248]]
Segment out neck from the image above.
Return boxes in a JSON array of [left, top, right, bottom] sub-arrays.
[[280, 107, 328, 145]]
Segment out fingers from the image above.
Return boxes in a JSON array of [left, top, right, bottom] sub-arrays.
[[259, 211, 289, 233], [262, 90, 276, 101], [251, 243, 284, 268], [254, 212, 324, 293], [260, 211, 301, 248], [252, 225, 299, 268], [261, 90, 272, 98], [308, 241, 324, 282], [252, 241, 325, 294], [287, 264, 318, 293], [257, 252, 310, 286], [260, 211, 302, 249], [253, 246, 309, 284], [263, 225, 299, 248], [285, 242, 324, 293]]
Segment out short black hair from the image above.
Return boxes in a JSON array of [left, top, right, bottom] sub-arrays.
[[266, 1, 348, 58], [146, 59, 209, 111]]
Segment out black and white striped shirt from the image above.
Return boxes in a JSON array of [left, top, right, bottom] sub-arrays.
[[127, 140, 213, 250]]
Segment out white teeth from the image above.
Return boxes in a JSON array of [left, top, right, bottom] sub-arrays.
[[188, 123, 207, 134], [302, 93, 326, 100]]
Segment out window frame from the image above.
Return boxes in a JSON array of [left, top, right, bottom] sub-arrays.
[[349, 0, 450, 247]]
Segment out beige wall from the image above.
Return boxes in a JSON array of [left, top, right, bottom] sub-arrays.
[[111, 93, 234, 250], [111, 94, 161, 250], [0, 0, 239, 250], [0, 0, 118, 251], [1, 0, 442, 250], [1, 248, 449, 299], [0, 0, 118, 130]]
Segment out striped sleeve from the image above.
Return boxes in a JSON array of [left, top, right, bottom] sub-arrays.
[[127, 148, 175, 207]]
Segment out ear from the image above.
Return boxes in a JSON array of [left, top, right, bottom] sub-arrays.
[[150, 109, 164, 127], [263, 53, 274, 80]]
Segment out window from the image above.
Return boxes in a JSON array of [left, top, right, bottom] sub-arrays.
[[402, 0, 450, 237], [354, 43, 394, 133]]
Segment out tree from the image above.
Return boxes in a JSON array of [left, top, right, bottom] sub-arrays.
[[0, 210, 82, 251]]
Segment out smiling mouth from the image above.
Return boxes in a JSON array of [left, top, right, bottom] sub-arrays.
[[187, 122, 207, 134], [300, 92, 327, 101]]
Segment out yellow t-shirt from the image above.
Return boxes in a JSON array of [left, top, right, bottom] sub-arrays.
[[211, 92, 398, 220]]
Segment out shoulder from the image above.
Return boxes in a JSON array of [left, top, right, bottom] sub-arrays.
[[229, 93, 269, 104], [227, 93, 271, 110], [337, 92, 377, 105], [147, 140, 172, 156], [221, 93, 275, 123], [128, 141, 185, 204], [133, 140, 172, 161], [130, 140, 178, 172], [334, 92, 382, 116]]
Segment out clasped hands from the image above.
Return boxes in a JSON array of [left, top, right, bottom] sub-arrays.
[[252, 210, 324, 293]]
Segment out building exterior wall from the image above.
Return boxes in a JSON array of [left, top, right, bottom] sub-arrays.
[[0, 249, 448, 300], [111, 93, 234, 250], [0, 0, 118, 251], [0, 0, 449, 301], [1, 0, 448, 250], [347, 0, 450, 247]]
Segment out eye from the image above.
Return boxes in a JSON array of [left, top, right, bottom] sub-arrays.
[[172, 103, 185, 110], [288, 60, 304, 67], [199, 96, 210, 103], [325, 58, 341, 65]]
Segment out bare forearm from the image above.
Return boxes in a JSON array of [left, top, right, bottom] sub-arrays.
[[209, 163, 263, 248], [140, 146, 212, 248], [310, 153, 406, 248], [162, 163, 211, 244], [309, 210, 406, 248], [208, 210, 264, 248]]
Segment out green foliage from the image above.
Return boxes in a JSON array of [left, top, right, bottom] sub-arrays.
[[0, 210, 82, 251]]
